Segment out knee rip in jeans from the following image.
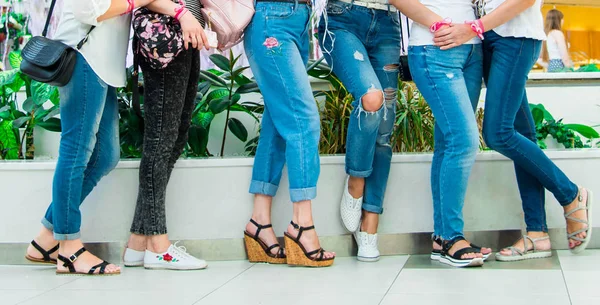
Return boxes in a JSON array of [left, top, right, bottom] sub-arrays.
[[383, 64, 400, 72], [361, 89, 384, 113]]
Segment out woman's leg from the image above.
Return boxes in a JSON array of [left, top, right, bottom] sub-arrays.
[[482, 32, 588, 248], [245, 2, 333, 260], [409, 44, 482, 259]]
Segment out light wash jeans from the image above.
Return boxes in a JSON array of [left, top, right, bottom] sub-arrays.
[[318, 1, 400, 214], [408, 44, 483, 240], [483, 31, 578, 233], [245, 1, 320, 203], [42, 52, 120, 240]]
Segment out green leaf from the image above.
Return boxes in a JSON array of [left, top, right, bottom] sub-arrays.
[[12, 116, 29, 128], [230, 94, 241, 106], [37, 118, 62, 132], [22, 97, 35, 113], [49, 87, 60, 106], [199, 70, 227, 87], [235, 82, 260, 95], [0, 120, 19, 159], [192, 111, 215, 129], [210, 54, 231, 72], [31, 81, 55, 105], [8, 51, 22, 69], [564, 124, 600, 139], [205, 88, 230, 104], [231, 66, 250, 79], [0, 69, 19, 87], [209, 97, 230, 114], [44, 107, 61, 121], [227, 117, 248, 142]]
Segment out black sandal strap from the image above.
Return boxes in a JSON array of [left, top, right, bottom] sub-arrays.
[[441, 236, 465, 256], [290, 221, 315, 241], [266, 244, 281, 252], [451, 247, 481, 260], [249, 219, 273, 238], [88, 261, 109, 275], [57, 247, 87, 273], [31, 240, 58, 261]]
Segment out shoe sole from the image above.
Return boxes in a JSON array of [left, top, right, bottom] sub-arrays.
[[284, 235, 334, 267], [357, 255, 380, 262], [496, 251, 552, 262], [439, 256, 484, 268], [571, 189, 593, 254], [124, 261, 144, 267], [243, 233, 287, 264], [143, 264, 207, 270], [430, 252, 441, 261]]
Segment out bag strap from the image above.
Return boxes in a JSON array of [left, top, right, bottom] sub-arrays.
[[42, 0, 95, 49]]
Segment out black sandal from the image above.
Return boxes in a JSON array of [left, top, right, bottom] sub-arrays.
[[440, 236, 484, 268], [283, 221, 334, 267], [432, 236, 490, 261], [25, 240, 59, 264], [243, 219, 286, 264], [56, 247, 120, 275]]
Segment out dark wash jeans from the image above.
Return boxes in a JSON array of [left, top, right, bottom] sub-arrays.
[[130, 48, 200, 235], [482, 30, 578, 233]]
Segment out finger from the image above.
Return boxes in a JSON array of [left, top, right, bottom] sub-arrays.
[[183, 33, 190, 50], [440, 42, 458, 51], [434, 37, 452, 47], [199, 30, 209, 50], [195, 33, 204, 50], [190, 34, 198, 49]]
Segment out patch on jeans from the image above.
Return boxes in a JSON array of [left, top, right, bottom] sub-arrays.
[[264, 37, 282, 55], [445, 73, 455, 79], [354, 51, 365, 61]]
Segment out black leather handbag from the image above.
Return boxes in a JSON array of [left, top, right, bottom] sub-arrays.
[[20, 0, 94, 87], [399, 14, 412, 82]]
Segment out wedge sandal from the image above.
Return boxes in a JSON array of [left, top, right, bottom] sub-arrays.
[[566, 188, 593, 254], [431, 236, 490, 261], [283, 221, 334, 267], [496, 235, 552, 262], [25, 240, 59, 264], [56, 247, 120, 276], [243, 219, 286, 264], [439, 236, 484, 268]]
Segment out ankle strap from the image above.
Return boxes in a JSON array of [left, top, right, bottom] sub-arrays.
[[30, 240, 59, 261], [290, 221, 315, 241], [57, 247, 87, 272], [441, 236, 466, 254], [249, 219, 272, 238]]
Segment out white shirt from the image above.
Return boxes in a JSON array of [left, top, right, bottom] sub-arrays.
[[409, 0, 480, 46], [546, 31, 562, 60], [484, 0, 545, 40], [53, 0, 131, 87]]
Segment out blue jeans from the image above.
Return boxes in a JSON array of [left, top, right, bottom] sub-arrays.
[[408, 44, 483, 240], [318, 1, 400, 214], [42, 53, 120, 240], [482, 31, 578, 232], [245, 2, 320, 203]]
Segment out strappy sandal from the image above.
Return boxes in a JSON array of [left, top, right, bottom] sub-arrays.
[[25, 240, 59, 264], [283, 221, 334, 267], [431, 236, 490, 261], [243, 219, 286, 264], [56, 247, 120, 276], [496, 235, 552, 262], [440, 236, 484, 268], [565, 188, 593, 254]]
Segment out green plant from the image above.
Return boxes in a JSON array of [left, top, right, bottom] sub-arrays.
[[530, 103, 599, 149], [393, 82, 435, 153], [195, 51, 262, 157], [117, 67, 144, 158]]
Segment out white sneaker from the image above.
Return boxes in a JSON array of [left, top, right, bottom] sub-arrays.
[[341, 176, 363, 232], [144, 242, 208, 270], [123, 247, 145, 267], [355, 231, 380, 262]]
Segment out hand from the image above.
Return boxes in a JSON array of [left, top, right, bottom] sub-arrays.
[[179, 12, 208, 50], [433, 23, 477, 50]]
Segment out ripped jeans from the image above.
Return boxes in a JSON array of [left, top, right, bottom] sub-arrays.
[[318, 1, 401, 214]]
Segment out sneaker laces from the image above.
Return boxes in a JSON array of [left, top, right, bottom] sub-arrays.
[[171, 241, 193, 259]]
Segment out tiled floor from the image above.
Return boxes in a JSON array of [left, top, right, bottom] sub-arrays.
[[1, 250, 598, 305]]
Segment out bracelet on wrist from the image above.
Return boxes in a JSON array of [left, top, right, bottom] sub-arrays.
[[121, 0, 134, 15], [465, 19, 485, 40], [174, 7, 189, 20], [430, 18, 452, 33]]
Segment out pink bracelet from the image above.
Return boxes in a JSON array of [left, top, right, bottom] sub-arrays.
[[465, 19, 485, 40], [121, 0, 134, 15], [430, 18, 452, 33], [174, 6, 188, 20]]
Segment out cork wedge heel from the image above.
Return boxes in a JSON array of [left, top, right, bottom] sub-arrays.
[[283, 221, 334, 268], [243, 219, 286, 264]]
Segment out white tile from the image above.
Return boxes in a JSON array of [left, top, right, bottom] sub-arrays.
[[388, 269, 568, 296], [557, 249, 600, 271], [20, 289, 202, 305], [196, 292, 384, 305], [570, 296, 600, 305], [202, 256, 407, 296], [56, 260, 252, 293], [0, 290, 48, 305], [0, 266, 79, 290], [381, 293, 571, 305], [561, 270, 600, 298]]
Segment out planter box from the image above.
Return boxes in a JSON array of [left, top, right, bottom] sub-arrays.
[[0, 150, 599, 263]]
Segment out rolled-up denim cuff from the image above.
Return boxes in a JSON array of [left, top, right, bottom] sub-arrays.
[[362, 203, 383, 214], [41, 218, 54, 231], [289, 187, 317, 203], [526, 227, 548, 233], [249, 180, 279, 197], [53, 231, 81, 241], [346, 167, 373, 178]]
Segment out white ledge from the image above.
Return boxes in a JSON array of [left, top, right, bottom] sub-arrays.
[[529, 72, 600, 80]]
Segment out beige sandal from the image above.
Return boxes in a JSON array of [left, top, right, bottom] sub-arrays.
[[496, 235, 552, 262], [566, 188, 593, 254]]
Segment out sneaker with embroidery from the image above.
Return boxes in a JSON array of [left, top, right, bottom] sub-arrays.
[[144, 242, 207, 270], [354, 231, 380, 262]]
